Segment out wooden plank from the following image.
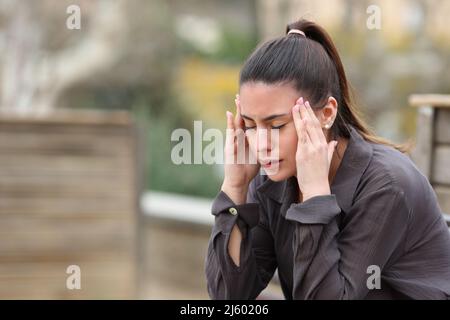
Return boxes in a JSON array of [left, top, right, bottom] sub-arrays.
[[0, 123, 132, 136], [0, 110, 139, 299], [0, 175, 132, 194], [0, 196, 134, 217], [435, 186, 450, 215], [0, 278, 134, 299], [432, 146, 450, 185], [409, 94, 450, 108], [0, 251, 134, 264], [0, 219, 134, 252], [0, 108, 132, 126], [435, 109, 450, 144], [0, 154, 131, 175], [0, 133, 131, 156], [444, 214, 450, 228], [0, 260, 135, 299], [0, 184, 133, 199], [412, 106, 434, 178]]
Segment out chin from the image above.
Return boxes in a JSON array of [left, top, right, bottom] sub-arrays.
[[264, 168, 291, 182]]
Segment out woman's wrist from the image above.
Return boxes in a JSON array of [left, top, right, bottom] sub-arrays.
[[300, 184, 331, 202], [221, 183, 248, 205]]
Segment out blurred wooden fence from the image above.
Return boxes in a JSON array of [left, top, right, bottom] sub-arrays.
[[0, 109, 141, 299], [410, 94, 450, 224]]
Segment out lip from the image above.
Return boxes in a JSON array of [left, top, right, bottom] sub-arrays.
[[261, 159, 283, 168]]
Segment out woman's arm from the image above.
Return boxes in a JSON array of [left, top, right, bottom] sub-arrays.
[[285, 186, 410, 299], [205, 177, 278, 299], [220, 184, 247, 267]]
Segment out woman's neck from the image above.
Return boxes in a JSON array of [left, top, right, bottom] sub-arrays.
[[328, 136, 349, 185]]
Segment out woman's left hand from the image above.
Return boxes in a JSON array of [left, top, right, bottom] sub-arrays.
[[292, 97, 338, 202]]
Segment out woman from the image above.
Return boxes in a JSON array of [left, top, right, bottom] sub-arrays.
[[204, 19, 450, 300]]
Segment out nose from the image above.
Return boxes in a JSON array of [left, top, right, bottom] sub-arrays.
[[256, 128, 279, 158], [256, 128, 270, 154]]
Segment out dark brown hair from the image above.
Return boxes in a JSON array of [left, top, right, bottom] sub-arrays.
[[239, 18, 410, 153]]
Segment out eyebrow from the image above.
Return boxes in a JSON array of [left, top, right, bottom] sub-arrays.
[[241, 113, 290, 121]]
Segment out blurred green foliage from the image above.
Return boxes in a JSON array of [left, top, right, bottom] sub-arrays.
[[177, 25, 258, 64], [132, 96, 223, 198]]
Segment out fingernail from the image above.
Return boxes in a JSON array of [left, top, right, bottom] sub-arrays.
[[226, 111, 232, 117], [305, 101, 311, 108], [297, 97, 303, 104], [293, 105, 299, 112]]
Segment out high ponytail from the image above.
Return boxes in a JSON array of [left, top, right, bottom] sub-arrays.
[[241, 18, 411, 153]]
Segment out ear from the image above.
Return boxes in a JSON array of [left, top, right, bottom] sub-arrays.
[[317, 96, 338, 129]]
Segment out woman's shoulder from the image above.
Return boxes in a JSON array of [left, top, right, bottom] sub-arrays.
[[360, 141, 435, 209], [369, 143, 423, 184]]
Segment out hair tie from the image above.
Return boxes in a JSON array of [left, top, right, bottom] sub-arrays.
[[287, 29, 306, 37]]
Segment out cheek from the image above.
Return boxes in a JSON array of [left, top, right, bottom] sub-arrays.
[[279, 130, 298, 176], [245, 132, 258, 153], [279, 128, 298, 157]]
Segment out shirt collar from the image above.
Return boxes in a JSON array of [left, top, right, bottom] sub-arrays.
[[256, 126, 374, 215]]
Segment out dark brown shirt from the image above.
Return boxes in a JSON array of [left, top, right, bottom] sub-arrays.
[[205, 126, 450, 300]]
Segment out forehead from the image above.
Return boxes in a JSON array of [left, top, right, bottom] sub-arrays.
[[239, 82, 299, 117]]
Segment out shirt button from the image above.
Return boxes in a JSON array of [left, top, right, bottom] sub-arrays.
[[228, 207, 238, 215]]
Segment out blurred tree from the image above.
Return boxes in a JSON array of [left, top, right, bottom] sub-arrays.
[[0, 0, 131, 112], [0, 0, 224, 197], [0, 0, 180, 113]]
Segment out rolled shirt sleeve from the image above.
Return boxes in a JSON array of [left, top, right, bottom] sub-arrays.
[[205, 180, 277, 300], [285, 194, 341, 224], [284, 186, 411, 299]]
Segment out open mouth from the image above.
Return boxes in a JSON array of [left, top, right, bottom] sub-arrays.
[[261, 159, 283, 169]]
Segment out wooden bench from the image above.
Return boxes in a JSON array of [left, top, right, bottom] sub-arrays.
[[410, 94, 450, 226], [0, 109, 140, 299]]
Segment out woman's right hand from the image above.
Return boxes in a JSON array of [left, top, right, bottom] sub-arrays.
[[221, 95, 260, 202]]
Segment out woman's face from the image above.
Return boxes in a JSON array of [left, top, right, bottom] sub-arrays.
[[239, 81, 304, 181]]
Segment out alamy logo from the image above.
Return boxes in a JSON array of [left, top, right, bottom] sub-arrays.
[[366, 5, 382, 30], [170, 121, 279, 167], [66, 265, 81, 290], [366, 265, 381, 290], [66, 5, 81, 30]]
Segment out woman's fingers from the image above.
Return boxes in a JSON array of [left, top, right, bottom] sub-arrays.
[[225, 110, 236, 164], [302, 101, 323, 146], [235, 95, 245, 131], [226, 110, 235, 132], [292, 98, 309, 146], [292, 102, 302, 140], [297, 98, 327, 146], [234, 96, 248, 164], [226, 95, 249, 165], [234, 100, 240, 129], [226, 110, 235, 146], [305, 101, 327, 144], [298, 99, 315, 144]]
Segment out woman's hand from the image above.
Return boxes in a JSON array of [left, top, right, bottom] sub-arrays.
[[292, 97, 338, 202], [221, 95, 261, 203]]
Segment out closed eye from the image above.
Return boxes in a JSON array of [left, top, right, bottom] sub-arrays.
[[271, 124, 286, 130], [244, 124, 286, 130]]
